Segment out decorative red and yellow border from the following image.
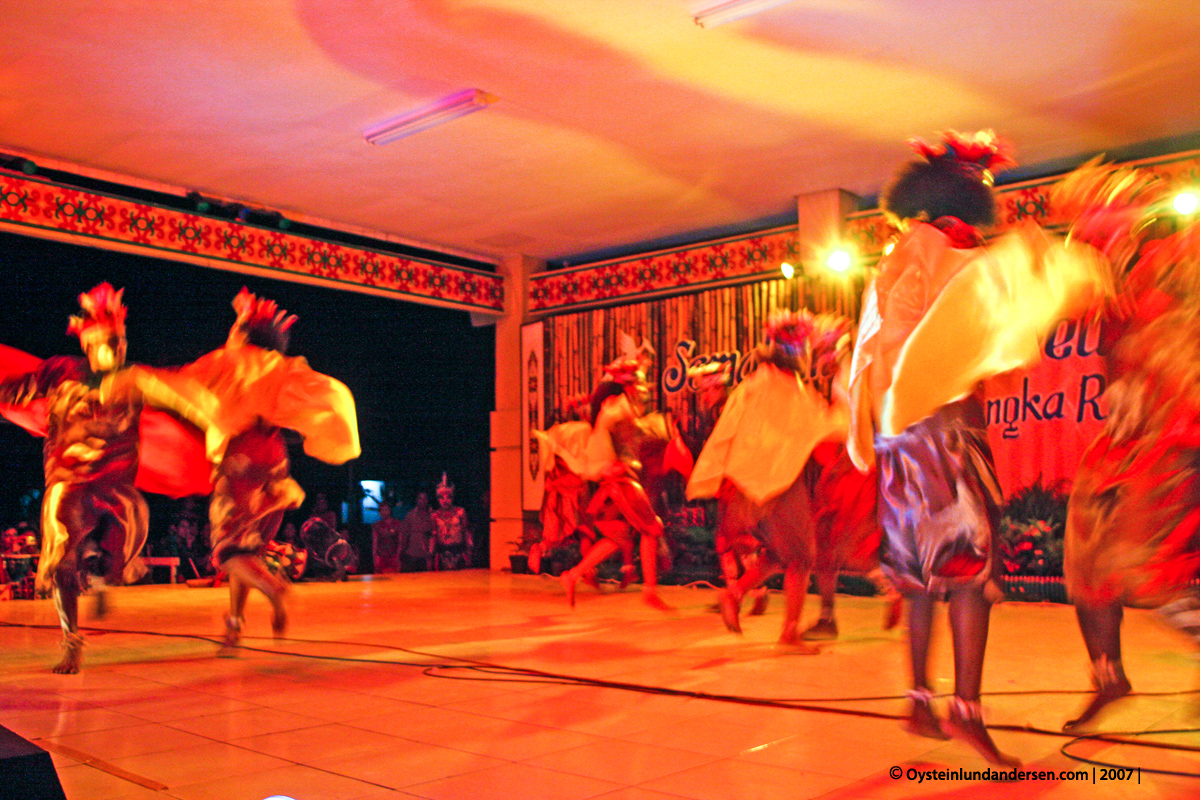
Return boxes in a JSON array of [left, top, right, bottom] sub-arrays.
[[534, 150, 1200, 315], [529, 226, 800, 313], [845, 150, 1200, 260], [0, 173, 504, 313]]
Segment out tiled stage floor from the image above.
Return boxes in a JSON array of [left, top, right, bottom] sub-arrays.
[[2, 571, 1198, 799]]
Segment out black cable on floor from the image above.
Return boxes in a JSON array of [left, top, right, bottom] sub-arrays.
[[5, 619, 1199, 777], [1061, 729, 1200, 778]]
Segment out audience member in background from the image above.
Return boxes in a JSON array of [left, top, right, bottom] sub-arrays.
[[167, 514, 214, 578], [371, 502, 403, 573], [399, 491, 433, 572], [430, 475, 472, 571], [277, 521, 299, 545], [311, 492, 339, 530]]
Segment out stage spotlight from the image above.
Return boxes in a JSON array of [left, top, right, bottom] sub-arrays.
[[0, 155, 37, 175], [780, 262, 795, 279], [1174, 191, 1199, 216], [826, 248, 852, 273], [186, 191, 212, 213]]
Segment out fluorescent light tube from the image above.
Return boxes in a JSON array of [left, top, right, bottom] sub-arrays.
[[364, 89, 494, 145], [694, 0, 795, 27]]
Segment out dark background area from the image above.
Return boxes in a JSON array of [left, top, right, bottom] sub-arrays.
[[0, 230, 495, 560]]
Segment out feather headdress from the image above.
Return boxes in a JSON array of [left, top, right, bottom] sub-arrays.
[[67, 283, 127, 338]]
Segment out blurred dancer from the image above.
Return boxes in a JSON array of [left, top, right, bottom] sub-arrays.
[[1057, 165, 1200, 730], [0, 284, 223, 672], [559, 347, 691, 609], [688, 362, 769, 618], [847, 131, 1102, 764], [530, 394, 594, 577], [688, 311, 852, 649], [181, 289, 360, 655]]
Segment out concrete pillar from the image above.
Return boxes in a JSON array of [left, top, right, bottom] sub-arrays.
[[796, 189, 859, 268], [489, 253, 539, 569]]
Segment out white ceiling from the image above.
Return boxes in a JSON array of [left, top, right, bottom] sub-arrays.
[[2, 0, 1198, 265]]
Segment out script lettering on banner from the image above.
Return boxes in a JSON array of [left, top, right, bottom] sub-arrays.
[[660, 340, 758, 395], [984, 316, 1109, 498]]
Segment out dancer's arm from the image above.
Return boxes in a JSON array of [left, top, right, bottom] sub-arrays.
[[117, 366, 229, 464]]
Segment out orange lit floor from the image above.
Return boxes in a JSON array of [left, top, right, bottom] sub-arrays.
[[2, 570, 1199, 799]]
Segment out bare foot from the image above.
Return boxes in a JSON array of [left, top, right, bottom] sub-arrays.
[[903, 691, 950, 740], [560, 570, 577, 608], [619, 565, 636, 590], [1063, 677, 1132, 732], [777, 623, 820, 653], [801, 618, 838, 641], [944, 698, 1020, 767], [52, 646, 82, 674], [217, 615, 241, 658], [748, 589, 769, 616], [718, 589, 741, 634], [642, 591, 673, 611]]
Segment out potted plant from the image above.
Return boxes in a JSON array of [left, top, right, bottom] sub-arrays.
[[509, 519, 542, 574], [997, 479, 1069, 602]]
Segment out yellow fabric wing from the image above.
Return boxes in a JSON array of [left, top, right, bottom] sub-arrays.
[[687, 364, 846, 505], [882, 224, 1106, 436]]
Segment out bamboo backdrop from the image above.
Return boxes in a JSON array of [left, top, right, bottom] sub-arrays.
[[544, 272, 863, 446]]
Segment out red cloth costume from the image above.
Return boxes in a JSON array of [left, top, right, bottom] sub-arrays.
[[0, 340, 220, 595], [0, 284, 224, 673], [689, 314, 856, 573], [179, 305, 360, 568], [1065, 222, 1200, 607], [534, 420, 593, 549], [583, 395, 670, 548]]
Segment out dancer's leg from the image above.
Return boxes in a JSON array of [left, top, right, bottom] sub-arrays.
[[902, 593, 947, 739], [719, 550, 740, 590], [779, 564, 818, 653], [802, 569, 839, 640], [218, 568, 250, 657], [561, 538, 618, 606], [719, 557, 769, 634], [224, 554, 289, 634], [1063, 602, 1130, 730], [51, 558, 83, 674], [944, 585, 1018, 766], [639, 535, 670, 610], [869, 569, 904, 630], [908, 593, 935, 692], [948, 586, 991, 703]]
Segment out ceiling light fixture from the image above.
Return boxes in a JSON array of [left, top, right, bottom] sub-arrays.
[[693, 0, 795, 28], [364, 89, 494, 145]]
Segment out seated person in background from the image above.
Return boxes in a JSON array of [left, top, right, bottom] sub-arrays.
[[311, 492, 339, 530], [277, 521, 299, 546], [1, 528, 19, 555]]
